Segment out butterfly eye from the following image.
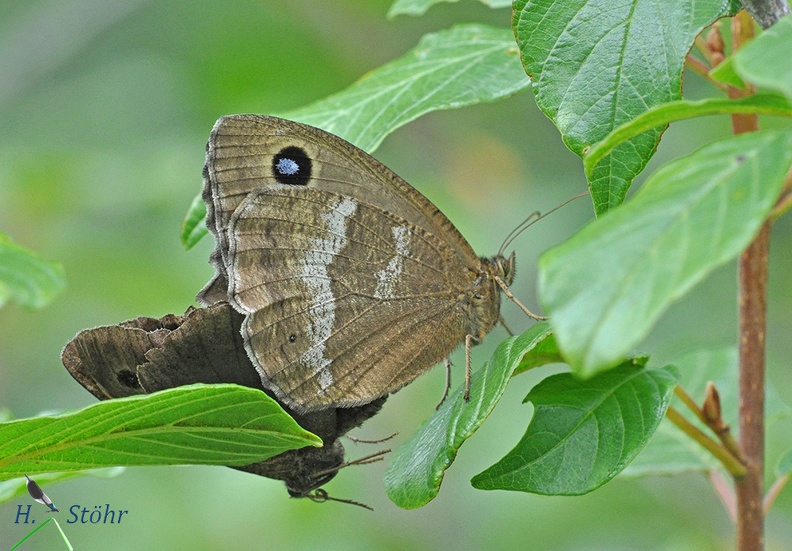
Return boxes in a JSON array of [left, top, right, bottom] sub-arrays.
[[272, 146, 312, 185]]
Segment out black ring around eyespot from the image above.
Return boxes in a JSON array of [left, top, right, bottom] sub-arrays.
[[272, 146, 312, 185]]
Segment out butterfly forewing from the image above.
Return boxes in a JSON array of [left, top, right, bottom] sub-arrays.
[[228, 186, 474, 411], [199, 115, 481, 305]]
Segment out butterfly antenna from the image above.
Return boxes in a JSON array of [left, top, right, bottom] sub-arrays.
[[297, 450, 391, 511], [497, 191, 589, 256], [304, 489, 374, 511], [310, 450, 391, 480], [498, 211, 541, 257]]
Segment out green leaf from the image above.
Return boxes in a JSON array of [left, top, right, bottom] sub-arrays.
[[584, 94, 792, 175], [539, 130, 792, 376], [728, 14, 792, 101], [384, 323, 557, 509], [471, 363, 678, 495], [513, 0, 740, 214], [512, 330, 563, 376], [283, 24, 530, 152], [0, 233, 66, 309], [624, 348, 790, 477], [387, 0, 511, 18], [0, 384, 320, 480], [180, 193, 208, 250]]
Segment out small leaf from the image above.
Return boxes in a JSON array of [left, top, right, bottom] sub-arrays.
[[471, 363, 678, 495], [708, 57, 747, 90], [180, 193, 208, 250], [283, 24, 530, 152], [513, 0, 740, 213], [0, 233, 65, 309], [777, 447, 792, 477], [624, 348, 790, 477], [728, 14, 792, 101], [388, 0, 511, 18], [0, 384, 320, 480], [384, 323, 556, 509], [621, 421, 721, 477], [540, 130, 792, 376]]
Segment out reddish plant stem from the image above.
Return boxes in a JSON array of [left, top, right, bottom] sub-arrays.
[[730, 10, 765, 551], [736, 222, 769, 551]]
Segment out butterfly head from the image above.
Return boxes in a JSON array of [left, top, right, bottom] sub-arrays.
[[465, 253, 516, 341], [277, 439, 347, 498]]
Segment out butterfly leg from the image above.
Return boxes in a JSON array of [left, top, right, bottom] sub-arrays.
[[499, 315, 515, 336], [435, 357, 453, 410], [346, 432, 398, 444], [495, 276, 547, 321]]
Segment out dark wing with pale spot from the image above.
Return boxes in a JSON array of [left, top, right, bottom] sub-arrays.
[[60, 303, 386, 492], [227, 186, 474, 413], [61, 304, 261, 399], [62, 317, 172, 399], [199, 114, 479, 304]]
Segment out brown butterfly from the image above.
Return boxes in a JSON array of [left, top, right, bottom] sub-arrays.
[[61, 302, 386, 499], [198, 115, 529, 414]]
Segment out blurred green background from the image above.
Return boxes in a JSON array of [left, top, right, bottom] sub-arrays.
[[1, 1, 791, 549]]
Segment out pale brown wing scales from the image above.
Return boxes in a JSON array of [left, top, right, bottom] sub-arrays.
[[242, 284, 466, 411], [227, 186, 472, 412]]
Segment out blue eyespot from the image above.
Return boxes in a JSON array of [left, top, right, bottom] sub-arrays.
[[272, 146, 312, 185], [276, 158, 300, 175]]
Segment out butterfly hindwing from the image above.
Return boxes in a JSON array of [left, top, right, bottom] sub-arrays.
[[227, 185, 473, 411]]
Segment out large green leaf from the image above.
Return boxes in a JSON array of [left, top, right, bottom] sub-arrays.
[[0, 384, 319, 480], [388, 0, 511, 18], [539, 130, 792, 376], [513, 0, 740, 214], [384, 323, 559, 509], [624, 348, 790, 477], [283, 24, 530, 152], [471, 363, 678, 495], [0, 233, 65, 309]]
